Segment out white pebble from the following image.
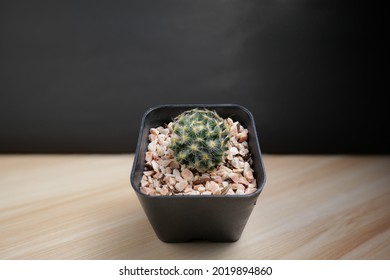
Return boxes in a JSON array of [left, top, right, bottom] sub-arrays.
[[151, 160, 159, 172], [148, 139, 158, 152], [153, 179, 160, 189], [145, 151, 153, 163], [181, 168, 194, 181], [244, 170, 254, 180], [190, 191, 201, 195], [231, 157, 241, 169], [158, 128, 170, 135], [143, 170, 155, 176], [245, 188, 257, 194], [141, 179, 149, 188], [236, 189, 245, 195], [174, 181, 187, 192], [150, 128, 159, 135], [209, 181, 220, 193], [156, 145, 165, 156], [149, 134, 157, 142], [173, 169, 183, 182], [229, 147, 239, 156], [169, 177, 176, 186], [160, 186, 170, 195]]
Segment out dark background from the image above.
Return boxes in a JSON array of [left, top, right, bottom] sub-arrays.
[[0, 0, 387, 154]]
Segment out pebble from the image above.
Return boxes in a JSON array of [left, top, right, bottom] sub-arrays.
[[160, 186, 170, 195], [151, 160, 159, 172], [174, 181, 187, 192], [148, 139, 158, 152], [181, 168, 194, 181], [173, 169, 183, 182], [145, 151, 153, 163], [150, 128, 159, 136]]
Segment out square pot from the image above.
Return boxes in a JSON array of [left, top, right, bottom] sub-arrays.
[[130, 104, 266, 242]]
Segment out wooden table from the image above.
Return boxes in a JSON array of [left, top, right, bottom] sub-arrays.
[[1, 155, 389, 260]]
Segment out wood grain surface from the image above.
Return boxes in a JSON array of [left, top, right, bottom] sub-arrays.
[[0, 155, 389, 260]]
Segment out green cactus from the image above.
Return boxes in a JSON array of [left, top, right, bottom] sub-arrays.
[[170, 108, 229, 173]]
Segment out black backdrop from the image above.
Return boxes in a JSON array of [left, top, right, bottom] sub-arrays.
[[0, 0, 387, 153]]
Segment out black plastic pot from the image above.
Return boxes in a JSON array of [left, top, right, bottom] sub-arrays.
[[130, 104, 266, 242]]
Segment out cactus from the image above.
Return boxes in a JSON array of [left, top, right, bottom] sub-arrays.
[[170, 108, 229, 173]]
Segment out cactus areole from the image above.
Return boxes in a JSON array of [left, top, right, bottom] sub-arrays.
[[170, 108, 229, 173]]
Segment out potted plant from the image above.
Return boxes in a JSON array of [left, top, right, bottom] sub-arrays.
[[130, 104, 266, 242]]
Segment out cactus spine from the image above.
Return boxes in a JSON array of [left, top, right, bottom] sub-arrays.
[[170, 108, 229, 172]]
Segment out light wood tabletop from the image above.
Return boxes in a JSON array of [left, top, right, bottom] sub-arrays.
[[0, 154, 389, 260]]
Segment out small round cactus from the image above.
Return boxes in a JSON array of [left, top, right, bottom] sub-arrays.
[[170, 108, 229, 173]]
